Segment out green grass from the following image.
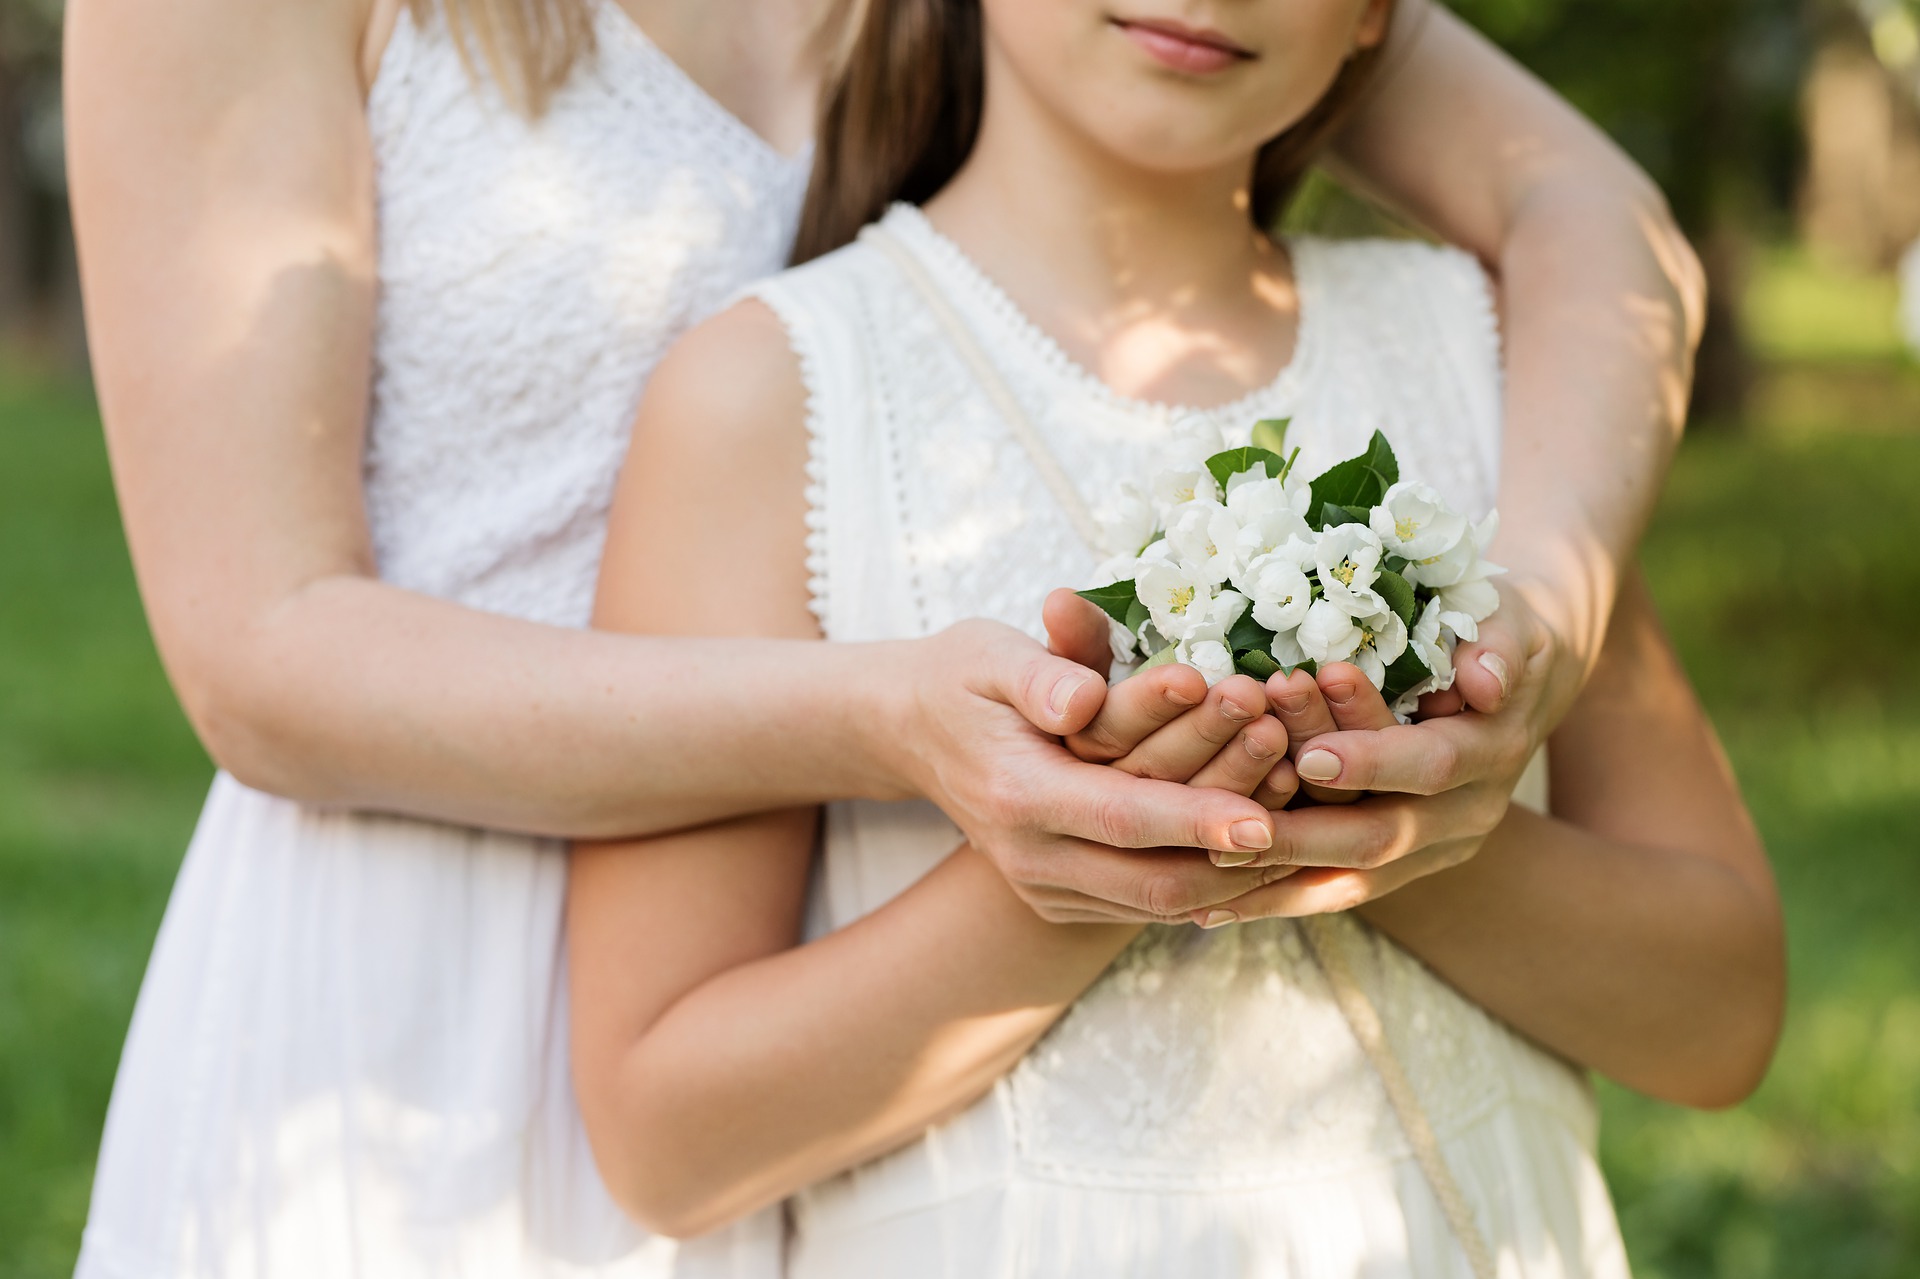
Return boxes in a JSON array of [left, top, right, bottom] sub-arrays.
[[1, 255, 1917, 1276]]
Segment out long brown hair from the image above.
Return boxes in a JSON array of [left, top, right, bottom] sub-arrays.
[[793, 0, 1397, 265]]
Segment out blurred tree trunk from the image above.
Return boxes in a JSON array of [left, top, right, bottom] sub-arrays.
[[1798, 10, 1920, 271], [0, 48, 35, 344]]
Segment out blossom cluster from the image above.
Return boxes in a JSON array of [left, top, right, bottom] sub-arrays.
[[1081, 418, 1503, 720]]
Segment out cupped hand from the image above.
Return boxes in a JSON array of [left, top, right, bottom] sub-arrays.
[[1196, 660, 1513, 922], [890, 613, 1302, 924]]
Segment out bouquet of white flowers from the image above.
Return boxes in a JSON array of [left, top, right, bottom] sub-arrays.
[[1079, 419, 1503, 721]]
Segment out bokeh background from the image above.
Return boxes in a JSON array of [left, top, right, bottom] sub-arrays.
[[3, 0, 1918, 1275]]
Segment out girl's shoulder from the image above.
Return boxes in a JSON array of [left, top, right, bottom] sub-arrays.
[[1291, 235, 1497, 332], [1291, 234, 1503, 383]]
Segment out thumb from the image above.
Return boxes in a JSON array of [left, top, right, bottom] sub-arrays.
[[984, 627, 1108, 737], [1044, 588, 1115, 679], [1451, 622, 1524, 715]]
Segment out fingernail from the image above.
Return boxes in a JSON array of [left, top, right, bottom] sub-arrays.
[[1221, 698, 1255, 722], [1323, 683, 1356, 706], [1049, 672, 1093, 717], [1166, 685, 1200, 708], [1479, 652, 1510, 700], [1297, 749, 1341, 782], [1199, 909, 1238, 930], [1244, 735, 1277, 762], [1212, 848, 1256, 867], [1229, 819, 1272, 851]]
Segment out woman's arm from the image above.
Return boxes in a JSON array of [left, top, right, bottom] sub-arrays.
[[569, 303, 1149, 1236], [1308, 577, 1784, 1108], [1240, 1, 1708, 813], [61, 0, 1274, 913]]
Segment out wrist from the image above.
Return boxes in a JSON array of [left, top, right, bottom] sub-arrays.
[[845, 639, 932, 803]]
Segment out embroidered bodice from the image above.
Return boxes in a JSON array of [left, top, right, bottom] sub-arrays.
[[364, 0, 812, 627]]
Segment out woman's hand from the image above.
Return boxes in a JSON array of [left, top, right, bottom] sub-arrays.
[[867, 618, 1299, 925]]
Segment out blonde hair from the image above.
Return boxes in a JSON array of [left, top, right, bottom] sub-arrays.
[[414, 0, 864, 117], [408, 0, 596, 115]]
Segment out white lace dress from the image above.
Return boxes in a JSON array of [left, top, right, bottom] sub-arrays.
[[75, 4, 807, 1276], [747, 205, 1632, 1279]]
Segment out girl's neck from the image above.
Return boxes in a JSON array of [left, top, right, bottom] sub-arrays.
[[922, 61, 1300, 409]]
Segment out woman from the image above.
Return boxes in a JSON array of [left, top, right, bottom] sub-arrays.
[[67, 0, 1700, 1275], [568, 1, 1781, 1272]]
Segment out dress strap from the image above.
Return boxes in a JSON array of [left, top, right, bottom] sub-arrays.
[[859, 224, 1112, 556], [863, 218, 1498, 1279]]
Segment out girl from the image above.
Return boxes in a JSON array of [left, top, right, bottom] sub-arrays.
[[70, 0, 1703, 1275], [569, 0, 1783, 1273]]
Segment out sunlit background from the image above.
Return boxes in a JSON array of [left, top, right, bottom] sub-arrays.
[[2, 1, 1917, 1275]]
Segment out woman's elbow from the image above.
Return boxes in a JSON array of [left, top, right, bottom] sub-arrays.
[[170, 642, 341, 803], [589, 1121, 753, 1241]]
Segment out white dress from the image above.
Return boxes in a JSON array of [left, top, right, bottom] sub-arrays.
[[746, 204, 1633, 1278], [75, 3, 807, 1276]]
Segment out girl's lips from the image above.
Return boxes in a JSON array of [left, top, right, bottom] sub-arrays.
[[1113, 18, 1255, 75]]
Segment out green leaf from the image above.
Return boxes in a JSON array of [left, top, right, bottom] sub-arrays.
[[1139, 643, 1181, 672], [1205, 446, 1286, 492], [1250, 417, 1291, 455], [1384, 554, 1411, 575], [1234, 649, 1282, 680], [1124, 596, 1151, 639], [1380, 647, 1433, 703], [1308, 431, 1399, 527], [1226, 610, 1275, 655], [1317, 502, 1364, 529], [1076, 580, 1138, 626], [1375, 569, 1417, 628]]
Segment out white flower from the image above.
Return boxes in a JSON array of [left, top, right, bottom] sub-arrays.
[[1165, 500, 1243, 585], [1370, 481, 1467, 562], [1298, 599, 1363, 665], [1227, 473, 1314, 566], [1270, 626, 1307, 671], [1406, 597, 1457, 693], [1403, 510, 1504, 641], [1098, 482, 1158, 557], [1150, 466, 1219, 519], [1240, 552, 1312, 632], [1436, 575, 1502, 643], [1179, 638, 1236, 687], [1108, 617, 1143, 667], [1405, 511, 1499, 589], [1347, 608, 1410, 688], [1312, 523, 1387, 617], [1137, 559, 1216, 642]]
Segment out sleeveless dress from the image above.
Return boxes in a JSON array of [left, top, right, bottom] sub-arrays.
[[746, 204, 1632, 1278], [75, 4, 807, 1276]]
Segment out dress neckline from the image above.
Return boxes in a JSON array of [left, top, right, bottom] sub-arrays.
[[880, 203, 1314, 425], [593, 0, 815, 169]]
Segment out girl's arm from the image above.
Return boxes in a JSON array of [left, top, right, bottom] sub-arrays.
[[1262, 0, 1706, 797], [62, 0, 1271, 904], [1261, 577, 1785, 1108], [569, 303, 1148, 1236]]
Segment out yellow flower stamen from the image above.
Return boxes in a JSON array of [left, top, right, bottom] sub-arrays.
[[1170, 586, 1196, 615], [1395, 516, 1418, 541], [1332, 560, 1356, 586]]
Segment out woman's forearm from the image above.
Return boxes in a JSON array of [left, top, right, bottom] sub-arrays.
[[572, 837, 1137, 1237], [1491, 170, 1701, 675], [201, 573, 898, 835], [1334, 2, 1705, 684]]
